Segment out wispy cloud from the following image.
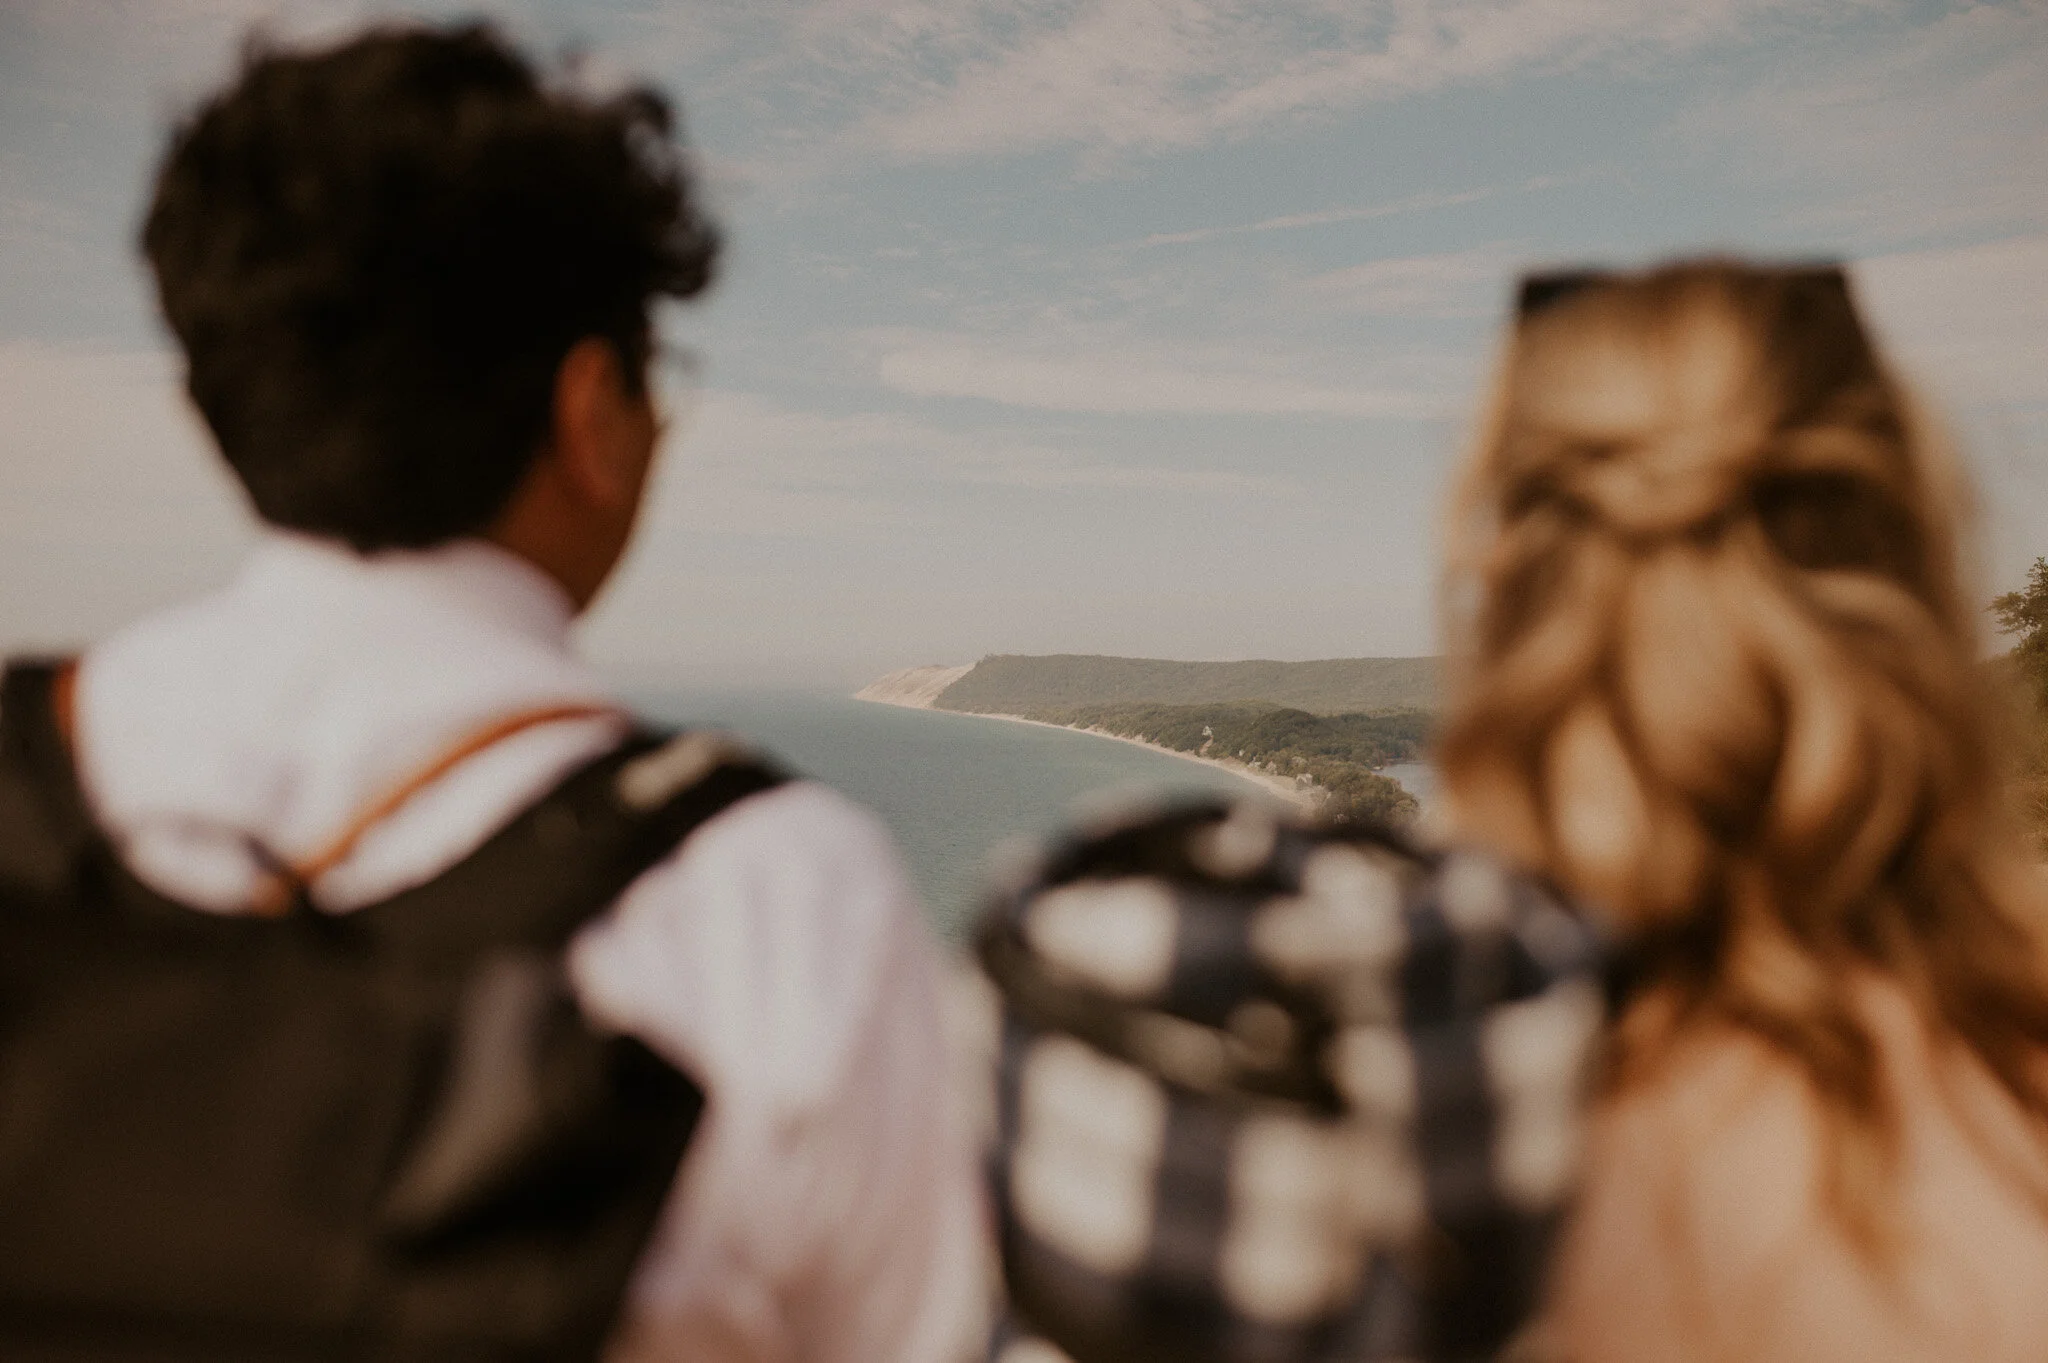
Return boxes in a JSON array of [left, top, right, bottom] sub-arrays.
[[813, 0, 1854, 170], [938, 447, 1294, 497], [0, 343, 239, 524], [1298, 243, 1518, 318], [644, 387, 1298, 546], [875, 333, 1443, 418], [2, 0, 377, 112], [1851, 230, 2048, 589], [1145, 187, 1498, 247], [1674, 0, 2048, 245], [1143, 172, 1599, 247], [0, 342, 251, 640], [1854, 232, 2048, 410]]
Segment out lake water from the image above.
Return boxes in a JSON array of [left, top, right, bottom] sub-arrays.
[[636, 690, 1433, 946]]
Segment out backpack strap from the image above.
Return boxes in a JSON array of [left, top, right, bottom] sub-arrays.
[[251, 700, 624, 916], [349, 726, 788, 969], [0, 658, 94, 900], [0, 655, 788, 964]]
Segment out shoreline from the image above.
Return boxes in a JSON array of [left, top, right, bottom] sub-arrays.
[[854, 693, 1316, 813]]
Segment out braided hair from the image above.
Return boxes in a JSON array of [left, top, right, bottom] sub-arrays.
[[1437, 260, 2048, 1244]]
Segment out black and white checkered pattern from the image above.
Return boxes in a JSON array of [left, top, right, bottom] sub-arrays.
[[977, 798, 1606, 1363]]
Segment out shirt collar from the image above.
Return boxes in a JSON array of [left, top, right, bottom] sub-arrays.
[[238, 530, 579, 651]]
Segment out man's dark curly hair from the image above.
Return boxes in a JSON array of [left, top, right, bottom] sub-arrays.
[[142, 23, 719, 551]]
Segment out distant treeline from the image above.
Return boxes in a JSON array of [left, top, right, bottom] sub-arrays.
[[2017, 711, 2047, 856], [1994, 559, 2048, 854], [1021, 701, 1429, 826], [934, 653, 1440, 717]]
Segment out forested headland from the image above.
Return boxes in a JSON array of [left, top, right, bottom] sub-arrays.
[[857, 653, 1443, 825], [928, 653, 1439, 716], [857, 654, 1441, 825], [1012, 701, 1428, 825]]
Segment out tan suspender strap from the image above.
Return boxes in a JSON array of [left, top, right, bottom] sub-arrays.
[[252, 701, 621, 917], [51, 659, 78, 753]]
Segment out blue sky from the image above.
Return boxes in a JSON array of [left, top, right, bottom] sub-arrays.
[[2, 0, 2045, 687]]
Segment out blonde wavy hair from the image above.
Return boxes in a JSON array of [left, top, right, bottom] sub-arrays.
[[1438, 260, 2048, 1236]]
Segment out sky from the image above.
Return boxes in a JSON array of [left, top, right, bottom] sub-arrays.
[[2, 0, 2045, 689]]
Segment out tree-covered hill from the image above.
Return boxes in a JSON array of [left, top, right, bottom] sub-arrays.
[[931, 653, 1440, 716], [1025, 702, 1429, 769], [1020, 700, 1429, 826]]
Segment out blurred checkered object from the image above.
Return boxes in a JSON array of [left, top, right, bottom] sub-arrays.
[[976, 798, 1606, 1363]]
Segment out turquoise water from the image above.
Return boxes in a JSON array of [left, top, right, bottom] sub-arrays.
[[636, 691, 1431, 946]]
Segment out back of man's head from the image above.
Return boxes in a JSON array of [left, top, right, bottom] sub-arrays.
[[143, 23, 718, 552]]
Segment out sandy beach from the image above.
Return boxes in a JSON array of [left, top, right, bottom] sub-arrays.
[[967, 711, 1317, 812], [853, 681, 1316, 813]]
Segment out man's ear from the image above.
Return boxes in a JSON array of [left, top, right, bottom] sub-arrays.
[[549, 336, 655, 509]]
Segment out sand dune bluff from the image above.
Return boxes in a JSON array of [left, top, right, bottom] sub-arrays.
[[854, 664, 973, 708]]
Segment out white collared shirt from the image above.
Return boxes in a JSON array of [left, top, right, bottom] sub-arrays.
[[72, 532, 987, 1363]]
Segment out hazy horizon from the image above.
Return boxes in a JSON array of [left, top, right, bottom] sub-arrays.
[[5, 0, 2046, 690]]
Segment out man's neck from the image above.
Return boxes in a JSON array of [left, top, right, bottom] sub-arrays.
[[483, 519, 610, 615]]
